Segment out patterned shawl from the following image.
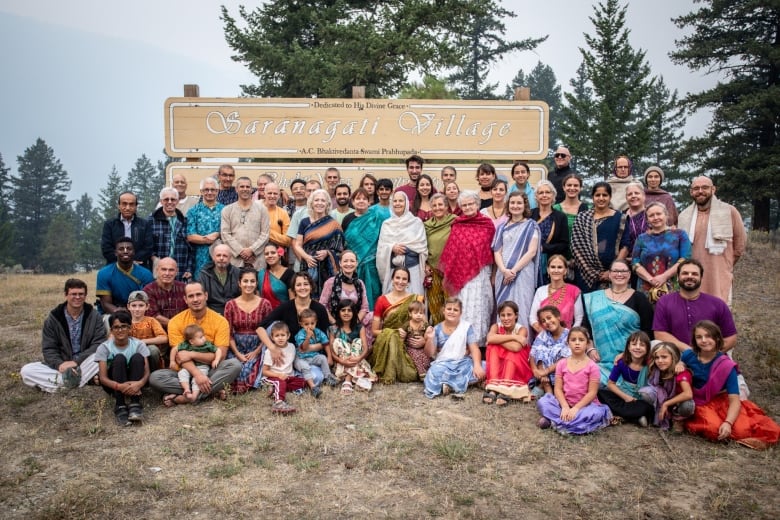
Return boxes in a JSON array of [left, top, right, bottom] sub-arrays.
[[571, 209, 625, 287], [439, 212, 495, 295]]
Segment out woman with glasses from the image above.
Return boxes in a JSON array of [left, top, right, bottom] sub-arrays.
[[186, 177, 225, 279], [581, 259, 653, 385]]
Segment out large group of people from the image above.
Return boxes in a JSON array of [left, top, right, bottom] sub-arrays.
[[19, 153, 778, 449]]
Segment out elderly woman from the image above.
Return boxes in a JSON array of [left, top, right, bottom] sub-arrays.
[[643, 166, 678, 226], [480, 178, 508, 228], [440, 190, 496, 349], [631, 202, 691, 301], [424, 194, 456, 325], [531, 180, 569, 286], [257, 244, 294, 308], [582, 259, 653, 385], [186, 177, 225, 278], [623, 181, 648, 258], [476, 163, 498, 209], [423, 297, 485, 399], [529, 254, 583, 335], [492, 191, 540, 330], [571, 182, 627, 293], [376, 192, 428, 296], [319, 250, 370, 326], [293, 188, 345, 298], [342, 188, 387, 310]]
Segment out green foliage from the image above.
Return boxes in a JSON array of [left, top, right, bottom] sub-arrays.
[[40, 207, 78, 273], [222, 0, 501, 98], [447, 1, 546, 100], [11, 138, 71, 268], [559, 0, 660, 179], [98, 165, 124, 221], [505, 61, 563, 149], [124, 154, 162, 217], [399, 74, 459, 99], [670, 0, 780, 231], [0, 153, 14, 264], [74, 193, 102, 271]]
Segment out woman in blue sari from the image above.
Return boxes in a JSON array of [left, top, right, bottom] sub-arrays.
[[342, 188, 387, 311], [582, 259, 654, 385], [492, 191, 541, 330]]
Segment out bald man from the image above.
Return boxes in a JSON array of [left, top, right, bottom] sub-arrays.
[[171, 174, 200, 214]]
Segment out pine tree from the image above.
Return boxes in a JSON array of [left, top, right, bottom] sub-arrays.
[[98, 165, 124, 221], [671, 0, 780, 230], [124, 154, 160, 217], [560, 62, 596, 175], [559, 0, 659, 179], [40, 206, 78, 274], [0, 153, 14, 265], [74, 193, 102, 271], [11, 138, 71, 268], [400, 75, 459, 99], [504, 61, 563, 149]]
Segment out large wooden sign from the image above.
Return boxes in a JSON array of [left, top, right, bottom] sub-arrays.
[[167, 162, 548, 196], [164, 98, 549, 160]]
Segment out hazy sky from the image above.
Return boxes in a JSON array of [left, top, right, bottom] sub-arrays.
[[0, 0, 714, 200]]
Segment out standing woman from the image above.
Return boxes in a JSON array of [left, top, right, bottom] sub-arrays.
[[424, 194, 456, 324], [359, 173, 380, 205], [553, 173, 589, 260], [492, 191, 541, 330], [631, 202, 691, 300], [623, 181, 648, 259], [476, 163, 498, 209], [444, 181, 462, 216], [293, 188, 345, 298], [643, 166, 678, 226], [439, 191, 496, 349], [571, 182, 627, 293], [319, 250, 370, 326], [480, 178, 509, 228], [342, 188, 386, 310], [529, 254, 583, 335], [531, 180, 569, 286], [257, 244, 294, 309], [376, 192, 428, 296], [224, 268, 273, 393], [411, 174, 435, 221], [509, 160, 537, 210]]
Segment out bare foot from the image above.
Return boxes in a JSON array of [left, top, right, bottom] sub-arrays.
[[215, 389, 227, 401], [163, 394, 178, 407]]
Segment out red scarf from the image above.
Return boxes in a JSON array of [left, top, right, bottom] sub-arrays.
[[440, 213, 495, 295]]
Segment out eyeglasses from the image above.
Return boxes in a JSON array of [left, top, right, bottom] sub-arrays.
[[616, 166, 630, 169], [111, 324, 130, 331], [162, 198, 178, 202], [554, 153, 569, 159], [610, 269, 630, 274], [202, 188, 218, 193]]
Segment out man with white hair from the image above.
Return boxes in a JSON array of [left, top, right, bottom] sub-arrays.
[[171, 173, 200, 215], [186, 177, 224, 279], [220, 176, 271, 270], [149, 187, 194, 281], [198, 244, 241, 314], [548, 146, 578, 204]]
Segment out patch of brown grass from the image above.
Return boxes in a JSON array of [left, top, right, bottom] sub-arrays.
[[1, 249, 778, 519]]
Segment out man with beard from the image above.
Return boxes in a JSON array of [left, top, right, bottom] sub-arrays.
[[547, 146, 577, 204], [198, 244, 241, 315], [652, 259, 737, 352], [329, 183, 354, 225], [396, 154, 424, 201], [678, 176, 746, 306], [285, 178, 308, 217], [220, 176, 270, 270]]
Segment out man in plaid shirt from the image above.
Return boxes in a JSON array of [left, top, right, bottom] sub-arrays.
[[148, 187, 194, 282]]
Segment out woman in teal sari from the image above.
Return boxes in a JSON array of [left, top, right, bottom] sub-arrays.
[[582, 259, 654, 385], [256, 244, 294, 309], [343, 188, 387, 311]]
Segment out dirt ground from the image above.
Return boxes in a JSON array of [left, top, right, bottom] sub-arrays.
[[1, 238, 777, 519]]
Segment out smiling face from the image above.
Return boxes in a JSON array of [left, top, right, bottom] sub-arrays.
[[477, 169, 495, 188], [339, 305, 354, 323], [201, 180, 218, 203], [491, 182, 506, 202], [239, 271, 257, 294], [335, 186, 351, 208], [535, 184, 554, 208], [431, 197, 447, 219], [391, 269, 409, 292], [311, 192, 329, 217], [352, 193, 369, 213], [218, 167, 235, 189], [498, 306, 518, 330], [406, 160, 422, 182], [693, 327, 717, 354], [290, 181, 306, 202], [377, 185, 393, 202], [160, 191, 178, 215], [263, 245, 280, 267], [512, 164, 529, 185], [553, 147, 571, 169], [172, 174, 187, 196], [678, 264, 702, 292], [507, 193, 525, 219], [563, 177, 582, 200], [646, 204, 667, 231], [391, 193, 407, 216], [184, 283, 208, 313], [115, 241, 135, 265], [156, 258, 178, 285], [65, 286, 87, 313], [539, 310, 561, 333], [609, 261, 631, 286], [325, 169, 340, 190], [690, 177, 715, 207], [264, 183, 280, 207], [443, 302, 462, 323], [236, 178, 253, 201], [444, 182, 459, 201], [628, 338, 649, 364], [459, 196, 478, 217], [592, 186, 611, 210], [547, 256, 566, 282], [340, 252, 357, 275], [625, 184, 645, 210], [293, 275, 312, 298], [417, 177, 432, 198]]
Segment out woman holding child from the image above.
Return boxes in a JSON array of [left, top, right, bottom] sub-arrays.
[[224, 268, 273, 393]]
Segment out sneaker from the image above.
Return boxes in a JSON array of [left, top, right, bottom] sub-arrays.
[[127, 403, 144, 423], [311, 385, 323, 399], [114, 406, 131, 427], [638, 416, 648, 428], [325, 374, 340, 387], [271, 400, 296, 414], [537, 417, 551, 429]]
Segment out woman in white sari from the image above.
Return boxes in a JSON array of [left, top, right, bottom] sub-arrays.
[[376, 192, 428, 296]]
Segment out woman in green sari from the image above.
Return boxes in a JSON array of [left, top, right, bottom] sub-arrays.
[[370, 267, 423, 384], [424, 194, 455, 325], [343, 188, 387, 311]]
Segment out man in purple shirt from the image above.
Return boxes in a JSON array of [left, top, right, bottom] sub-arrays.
[[652, 259, 737, 353]]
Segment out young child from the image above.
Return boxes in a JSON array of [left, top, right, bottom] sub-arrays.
[[639, 342, 695, 432], [126, 290, 167, 370], [529, 306, 571, 397], [597, 332, 654, 427], [484, 301, 533, 406], [536, 326, 612, 434], [400, 300, 433, 379], [328, 299, 377, 394], [94, 310, 150, 426], [294, 308, 339, 397], [262, 321, 307, 414], [175, 324, 219, 403]]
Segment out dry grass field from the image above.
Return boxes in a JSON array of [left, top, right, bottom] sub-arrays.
[[1, 238, 778, 519]]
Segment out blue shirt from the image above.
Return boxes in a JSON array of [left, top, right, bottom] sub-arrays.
[[294, 327, 329, 360]]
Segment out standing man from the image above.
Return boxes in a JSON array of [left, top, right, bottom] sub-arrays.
[[101, 191, 154, 268], [375, 178, 394, 218], [285, 178, 308, 217], [324, 167, 341, 206], [678, 176, 746, 305], [199, 244, 241, 314], [220, 176, 270, 270], [96, 238, 155, 314], [396, 154, 424, 201], [607, 155, 634, 212], [216, 164, 238, 205], [548, 146, 577, 204], [263, 182, 292, 251], [330, 183, 354, 225], [171, 173, 200, 215], [20, 279, 107, 392], [253, 173, 274, 201], [148, 187, 194, 281], [149, 282, 241, 405], [187, 177, 224, 280], [142, 257, 187, 330], [440, 166, 457, 184]]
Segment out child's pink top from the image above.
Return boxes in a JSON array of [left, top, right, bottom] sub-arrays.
[[556, 358, 600, 407]]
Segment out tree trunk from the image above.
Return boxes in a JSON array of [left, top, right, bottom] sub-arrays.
[[752, 197, 770, 231]]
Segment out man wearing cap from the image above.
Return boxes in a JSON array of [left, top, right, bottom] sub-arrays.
[[126, 290, 165, 371], [20, 279, 107, 392], [548, 146, 578, 204], [96, 238, 154, 315], [142, 257, 187, 330]]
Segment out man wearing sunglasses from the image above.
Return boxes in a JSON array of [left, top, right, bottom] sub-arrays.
[[548, 146, 577, 203]]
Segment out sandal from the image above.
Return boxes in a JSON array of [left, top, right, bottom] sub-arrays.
[[609, 416, 624, 426], [271, 400, 296, 414], [341, 381, 354, 395], [736, 438, 769, 451], [496, 394, 510, 407], [482, 391, 497, 404], [162, 394, 178, 408]]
